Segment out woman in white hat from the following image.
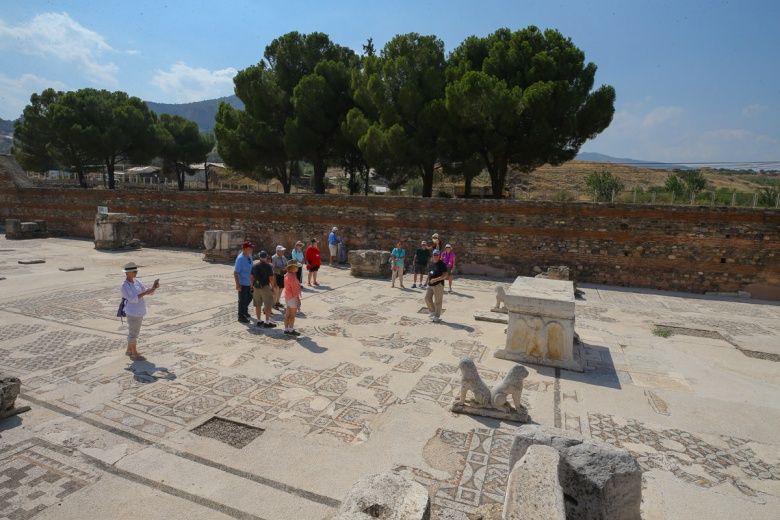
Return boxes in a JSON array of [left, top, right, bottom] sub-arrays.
[[120, 262, 159, 360]]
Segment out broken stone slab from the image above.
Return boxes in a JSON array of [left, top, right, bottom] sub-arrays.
[[94, 212, 140, 250], [334, 472, 430, 520], [509, 424, 642, 520], [203, 230, 221, 250], [349, 250, 392, 278], [451, 402, 528, 422], [6, 218, 48, 239], [59, 266, 85, 272], [18, 259, 45, 265], [219, 230, 245, 251], [504, 444, 565, 520], [1, 376, 31, 420], [474, 310, 508, 324]]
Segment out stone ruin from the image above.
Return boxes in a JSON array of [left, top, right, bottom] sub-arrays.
[[5, 218, 48, 239], [450, 358, 529, 422], [203, 230, 246, 264], [1, 375, 30, 421], [495, 276, 584, 372], [333, 425, 641, 520], [534, 265, 572, 281], [94, 211, 140, 250], [348, 250, 392, 278]]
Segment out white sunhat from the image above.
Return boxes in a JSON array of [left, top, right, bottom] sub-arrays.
[[122, 262, 138, 272]]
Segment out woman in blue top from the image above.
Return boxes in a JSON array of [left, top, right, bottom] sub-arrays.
[[390, 240, 406, 288], [291, 241, 305, 283]]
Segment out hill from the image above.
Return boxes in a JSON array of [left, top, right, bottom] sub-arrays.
[[0, 118, 14, 154], [0, 117, 14, 134], [144, 95, 243, 133], [576, 152, 689, 169]]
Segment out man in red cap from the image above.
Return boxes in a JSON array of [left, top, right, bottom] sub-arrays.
[[234, 240, 254, 323]]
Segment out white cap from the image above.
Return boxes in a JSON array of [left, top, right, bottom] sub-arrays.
[[276, 245, 286, 251]]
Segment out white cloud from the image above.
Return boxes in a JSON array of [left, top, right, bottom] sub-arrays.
[[0, 12, 118, 85], [0, 73, 67, 119], [741, 104, 768, 118], [641, 106, 684, 128], [150, 62, 237, 103], [586, 103, 780, 162]]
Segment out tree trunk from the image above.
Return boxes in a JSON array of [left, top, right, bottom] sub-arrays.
[[464, 175, 473, 198], [491, 155, 508, 199], [77, 168, 87, 189], [106, 158, 116, 190], [312, 157, 326, 194], [177, 165, 185, 191], [204, 160, 209, 191], [421, 163, 435, 198], [364, 167, 369, 196]]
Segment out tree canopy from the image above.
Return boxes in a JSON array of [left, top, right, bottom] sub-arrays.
[[158, 114, 215, 190]]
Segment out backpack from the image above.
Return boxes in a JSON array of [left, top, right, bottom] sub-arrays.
[[116, 298, 127, 322]]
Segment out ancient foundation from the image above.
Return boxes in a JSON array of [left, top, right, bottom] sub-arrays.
[[94, 212, 140, 250], [5, 218, 48, 239], [349, 250, 392, 278], [494, 276, 583, 372], [203, 230, 245, 264]]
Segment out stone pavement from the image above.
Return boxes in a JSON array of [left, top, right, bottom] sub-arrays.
[[0, 236, 778, 520]]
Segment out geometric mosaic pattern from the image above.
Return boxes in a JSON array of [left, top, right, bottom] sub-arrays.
[[0, 443, 99, 520], [588, 412, 780, 497], [218, 362, 391, 444], [397, 426, 518, 518]]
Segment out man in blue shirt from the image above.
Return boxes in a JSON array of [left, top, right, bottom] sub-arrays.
[[328, 227, 340, 266], [234, 240, 254, 323]]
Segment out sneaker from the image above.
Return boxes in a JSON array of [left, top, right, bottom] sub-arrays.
[[262, 322, 277, 328], [412, 284, 417, 288], [432, 316, 442, 323], [283, 330, 291, 335], [290, 330, 301, 337], [238, 317, 250, 324]]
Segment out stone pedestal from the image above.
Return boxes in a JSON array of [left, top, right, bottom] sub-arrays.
[[94, 212, 140, 250], [1, 376, 30, 420], [5, 218, 48, 239], [203, 230, 245, 264], [494, 277, 583, 372], [348, 250, 392, 278]]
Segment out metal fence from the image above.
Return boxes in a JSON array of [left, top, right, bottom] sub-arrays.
[[22, 171, 780, 208]]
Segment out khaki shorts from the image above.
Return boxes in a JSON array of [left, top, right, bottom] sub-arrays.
[[329, 244, 338, 257], [253, 286, 274, 308]]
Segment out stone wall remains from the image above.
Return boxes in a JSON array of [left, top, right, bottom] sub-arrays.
[[2, 154, 778, 298]]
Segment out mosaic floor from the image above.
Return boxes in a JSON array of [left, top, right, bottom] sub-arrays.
[[0, 237, 779, 519]]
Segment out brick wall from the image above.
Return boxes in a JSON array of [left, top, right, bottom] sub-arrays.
[[2, 154, 778, 298]]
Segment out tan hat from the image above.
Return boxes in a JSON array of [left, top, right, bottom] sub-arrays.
[[122, 262, 138, 272], [286, 259, 301, 270]]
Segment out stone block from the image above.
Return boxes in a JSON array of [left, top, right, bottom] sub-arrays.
[[220, 230, 244, 251], [335, 472, 430, 520], [495, 277, 583, 372], [509, 425, 642, 520], [94, 212, 139, 250], [33, 220, 47, 233], [349, 250, 392, 278], [18, 259, 45, 265], [5, 218, 21, 236], [203, 230, 221, 250], [473, 310, 508, 324], [20, 221, 39, 233], [504, 445, 565, 520], [0, 376, 24, 419]]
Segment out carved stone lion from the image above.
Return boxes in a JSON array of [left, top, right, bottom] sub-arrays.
[[491, 365, 529, 411], [457, 358, 492, 407], [494, 285, 508, 312]]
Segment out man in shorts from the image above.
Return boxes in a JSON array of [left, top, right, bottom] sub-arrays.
[[250, 251, 277, 328], [412, 240, 431, 289], [272, 245, 287, 310]]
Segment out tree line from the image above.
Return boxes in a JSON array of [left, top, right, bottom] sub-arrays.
[[13, 89, 214, 189], [13, 25, 616, 198]]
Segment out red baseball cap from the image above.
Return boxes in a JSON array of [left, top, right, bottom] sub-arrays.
[[242, 241, 255, 249]]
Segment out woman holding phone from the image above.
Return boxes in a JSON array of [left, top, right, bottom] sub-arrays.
[[121, 262, 159, 360]]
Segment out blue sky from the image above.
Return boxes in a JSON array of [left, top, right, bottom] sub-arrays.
[[1, 0, 778, 162]]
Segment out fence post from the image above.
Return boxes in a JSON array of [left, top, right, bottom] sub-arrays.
[[671, 192, 675, 205], [633, 189, 637, 203], [690, 192, 695, 205], [611, 189, 615, 203], [731, 192, 736, 206], [752, 192, 758, 208], [711, 191, 715, 206], [776, 192, 780, 208]]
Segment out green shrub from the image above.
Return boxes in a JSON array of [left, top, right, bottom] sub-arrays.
[[757, 186, 779, 207], [653, 326, 673, 338], [585, 170, 624, 202]]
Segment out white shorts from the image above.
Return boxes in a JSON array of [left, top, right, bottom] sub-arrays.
[[329, 244, 338, 257], [286, 297, 299, 309]]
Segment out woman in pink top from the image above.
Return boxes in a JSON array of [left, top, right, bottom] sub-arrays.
[[441, 244, 457, 293], [283, 260, 303, 336]]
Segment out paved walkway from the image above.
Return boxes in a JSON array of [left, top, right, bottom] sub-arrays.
[[0, 237, 779, 519]]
